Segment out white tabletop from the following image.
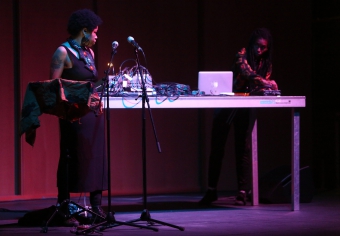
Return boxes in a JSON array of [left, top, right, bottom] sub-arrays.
[[103, 95, 306, 109]]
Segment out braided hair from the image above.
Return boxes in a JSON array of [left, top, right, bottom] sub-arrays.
[[246, 28, 273, 78]]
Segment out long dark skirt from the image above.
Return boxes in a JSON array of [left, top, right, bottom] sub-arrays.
[[57, 111, 108, 193]]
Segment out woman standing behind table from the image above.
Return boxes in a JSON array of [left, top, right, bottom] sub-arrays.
[[50, 9, 107, 226], [199, 28, 278, 206]]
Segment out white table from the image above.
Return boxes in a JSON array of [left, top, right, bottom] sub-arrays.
[[104, 95, 306, 210]]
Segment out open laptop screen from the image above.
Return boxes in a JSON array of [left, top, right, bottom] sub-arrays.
[[198, 71, 233, 95]]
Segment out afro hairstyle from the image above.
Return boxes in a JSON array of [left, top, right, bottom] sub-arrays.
[[67, 9, 103, 37]]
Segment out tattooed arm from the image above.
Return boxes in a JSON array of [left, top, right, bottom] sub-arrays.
[[49, 46, 68, 80]]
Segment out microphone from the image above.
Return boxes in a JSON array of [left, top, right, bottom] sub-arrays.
[[127, 36, 142, 51], [112, 41, 119, 50]]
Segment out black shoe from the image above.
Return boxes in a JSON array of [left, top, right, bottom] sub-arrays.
[[57, 203, 80, 226], [235, 190, 247, 206], [247, 190, 252, 202], [63, 217, 80, 227], [91, 206, 106, 222], [199, 189, 218, 205]]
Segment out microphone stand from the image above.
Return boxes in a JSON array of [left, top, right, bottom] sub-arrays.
[[125, 47, 184, 231], [77, 46, 158, 234], [41, 149, 106, 233]]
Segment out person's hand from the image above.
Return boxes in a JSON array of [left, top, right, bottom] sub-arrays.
[[270, 80, 278, 90]]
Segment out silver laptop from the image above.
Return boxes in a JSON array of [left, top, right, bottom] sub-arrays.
[[198, 71, 233, 95]]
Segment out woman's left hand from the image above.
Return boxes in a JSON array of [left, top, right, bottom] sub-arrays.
[[270, 80, 278, 90]]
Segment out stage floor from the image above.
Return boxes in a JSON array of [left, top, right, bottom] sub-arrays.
[[0, 190, 339, 235]]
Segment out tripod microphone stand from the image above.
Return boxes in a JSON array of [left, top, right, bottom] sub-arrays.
[[41, 149, 107, 233], [77, 43, 157, 234], [124, 47, 184, 231]]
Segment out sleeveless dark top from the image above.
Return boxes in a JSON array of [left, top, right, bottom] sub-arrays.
[[57, 46, 108, 193], [61, 46, 97, 82]]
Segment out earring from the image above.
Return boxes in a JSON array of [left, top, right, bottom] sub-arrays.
[[81, 33, 89, 45]]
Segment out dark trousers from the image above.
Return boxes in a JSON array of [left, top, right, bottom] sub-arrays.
[[207, 108, 255, 191]]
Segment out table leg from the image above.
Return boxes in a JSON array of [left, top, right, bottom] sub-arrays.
[[292, 109, 300, 210], [251, 116, 259, 206]]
